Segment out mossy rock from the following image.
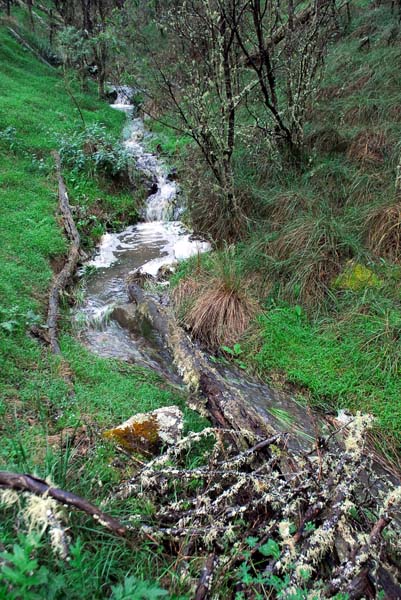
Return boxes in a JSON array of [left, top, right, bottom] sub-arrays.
[[103, 406, 183, 454]]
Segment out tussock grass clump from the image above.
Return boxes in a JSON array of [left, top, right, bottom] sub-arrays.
[[366, 201, 401, 261], [348, 130, 390, 165], [266, 192, 309, 231], [305, 127, 348, 154], [174, 249, 258, 350], [267, 214, 356, 306]]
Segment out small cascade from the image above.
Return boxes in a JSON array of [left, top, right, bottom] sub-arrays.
[[122, 117, 180, 222], [112, 85, 133, 111], [74, 91, 210, 368]]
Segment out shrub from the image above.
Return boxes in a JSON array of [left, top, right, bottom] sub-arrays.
[[58, 123, 130, 180]]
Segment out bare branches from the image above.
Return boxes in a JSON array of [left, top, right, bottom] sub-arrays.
[[0, 472, 127, 537]]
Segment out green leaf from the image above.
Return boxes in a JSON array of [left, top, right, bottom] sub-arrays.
[[1, 320, 18, 333], [259, 539, 280, 559], [221, 345, 235, 355], [246, 536, 259, 548]]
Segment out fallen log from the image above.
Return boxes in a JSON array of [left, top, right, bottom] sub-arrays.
[[46, 152, 81, 355], [0, 471, 127, 537], [128, 282, 277, 447]]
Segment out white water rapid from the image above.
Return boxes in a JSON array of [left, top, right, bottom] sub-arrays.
[[74, 89, 210, 370]]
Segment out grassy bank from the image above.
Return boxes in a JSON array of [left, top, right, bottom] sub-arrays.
[[0, 24, 206, 598], [168, 3, 401, 458]]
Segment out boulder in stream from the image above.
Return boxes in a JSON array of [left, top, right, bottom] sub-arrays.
[[111, 303, 138, 332], [103, 406, 183, 454]]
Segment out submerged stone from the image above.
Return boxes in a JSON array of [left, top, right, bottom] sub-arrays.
[[103, 406, 183, 454]]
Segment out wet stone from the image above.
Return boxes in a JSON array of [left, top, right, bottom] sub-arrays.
[[111, 304, 138, 332], [103, 406, 183, 454]]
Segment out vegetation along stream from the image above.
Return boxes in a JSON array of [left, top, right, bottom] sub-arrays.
[[2, 2, 401, 598]]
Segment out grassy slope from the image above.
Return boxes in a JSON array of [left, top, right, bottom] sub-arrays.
[[244, 4, 401, 455], [0, 24, 205, 598], [166, 3, 401, 458]]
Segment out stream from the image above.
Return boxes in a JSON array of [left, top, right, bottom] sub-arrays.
[[72, 91, 340, 448]]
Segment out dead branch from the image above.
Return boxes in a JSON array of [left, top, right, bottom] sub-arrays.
[[6, 27, 55, 69], [46, 152, 81, 354], [195, 553, 216, 600], [0, 471, 127, 537]]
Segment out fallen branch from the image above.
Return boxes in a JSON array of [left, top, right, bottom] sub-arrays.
[[7, 27, 54, 69], [128, 283, 276, 449], [195, 554, 216, 600], [46, 152, 81, 354], [0, 471, 127, 537]]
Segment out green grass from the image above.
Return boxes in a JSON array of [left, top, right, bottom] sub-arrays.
[[0, 24, 206, 598], [169, 1, 401, 458]]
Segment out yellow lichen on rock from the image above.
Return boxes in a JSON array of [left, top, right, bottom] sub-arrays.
[[103, 406, 183, 454]]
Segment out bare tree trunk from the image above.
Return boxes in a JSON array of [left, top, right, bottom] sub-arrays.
[[26, 0, 35, 30]]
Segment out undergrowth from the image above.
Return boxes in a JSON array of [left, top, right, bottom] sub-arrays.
[[169, 1, 401, 456]]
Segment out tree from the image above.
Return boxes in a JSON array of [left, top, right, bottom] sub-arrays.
[[138, 0, 249, 237], [50, 0, 126, 96], [226, 0, 336, 153]]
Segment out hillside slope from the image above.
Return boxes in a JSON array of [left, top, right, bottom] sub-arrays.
[[0, 23, 204, 598]]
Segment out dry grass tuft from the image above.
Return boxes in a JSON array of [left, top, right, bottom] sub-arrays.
[[267, 193, 309, 231], [366, 201, 401, 262], [348, 131, 389, 164], [389, 104, 401, 122], [268, 217, 351, 305], [345, 73, 372, 95], [306, 128, 348, 154], [343, 104, 380, 126], [172, 276, 202, 315], [173, 249, 259, 350], [186, 281, 259, 350]]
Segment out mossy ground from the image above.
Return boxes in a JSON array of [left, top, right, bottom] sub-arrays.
[[0, 21, 206, 598]]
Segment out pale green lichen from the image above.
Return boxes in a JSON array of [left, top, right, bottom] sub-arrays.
[[334, 261, 382, 291]]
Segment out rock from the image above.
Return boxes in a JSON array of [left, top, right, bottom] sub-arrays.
[[156, 264, 175, 282], [125, 269, 154, 288], [111, 304, 138, 331], [167, 168, 178, 181], [148, 182, 158, 195], [103, 406, 184, 454]]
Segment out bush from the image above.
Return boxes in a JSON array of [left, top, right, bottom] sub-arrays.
[[58, 123, 130, 180]]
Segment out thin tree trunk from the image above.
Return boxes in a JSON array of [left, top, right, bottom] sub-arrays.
[[26, 0, 35, 30]]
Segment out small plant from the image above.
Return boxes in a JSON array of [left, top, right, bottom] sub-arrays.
[[221, 343, 247, 369], [0, 306, 41, 334], [0, 534, 64, 600], [57, 123, 130, 179], [0, 127, 20, 153], [110, 576, 168, 600]]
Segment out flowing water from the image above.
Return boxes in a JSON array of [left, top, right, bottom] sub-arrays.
[[74, 92, 210, 376], [73, 91, 340, 447]]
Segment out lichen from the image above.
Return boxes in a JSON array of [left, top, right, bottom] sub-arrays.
[[334, 261, 382, 291]]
